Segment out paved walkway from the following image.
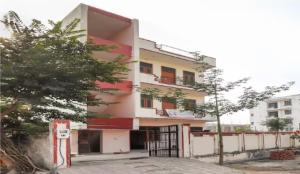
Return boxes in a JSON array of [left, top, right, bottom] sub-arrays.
[[59, 157, 243, 174]]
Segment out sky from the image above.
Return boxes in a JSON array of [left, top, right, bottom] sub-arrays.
[[1, 0, 299, 124]]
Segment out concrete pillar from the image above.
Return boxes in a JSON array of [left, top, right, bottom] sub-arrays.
[[50, 119, 71, 168], [181, 124, 191, 158]]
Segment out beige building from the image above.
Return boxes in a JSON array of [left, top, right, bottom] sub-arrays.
[[62, 3, 216, 158]]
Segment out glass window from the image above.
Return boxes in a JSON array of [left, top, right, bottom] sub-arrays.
[[268, 111, 278, 117], [284, 110, 292, 115], [183, 99, 196, 111], [190, 127, 203, 132], [268, 102, 278, 108], [141, 94, 153, 108], [183, 71, 195, 86], [284, 100, 292, 106], [140, 62, 153, 74]]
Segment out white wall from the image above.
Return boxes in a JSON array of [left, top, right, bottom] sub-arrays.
[[70, 130, 78, 155], [223, 135, 240, 152], [191, 134, 215, 156], [191, 132, 300, 157], [61, 4, 88, 43], [102, 129, 130, 153]]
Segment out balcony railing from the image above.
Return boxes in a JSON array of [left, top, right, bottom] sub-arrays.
[[88, 35, 132, 58], [140, 73, 196, 88], [155, 109, 215, 121]]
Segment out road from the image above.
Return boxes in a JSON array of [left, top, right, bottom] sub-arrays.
[[59, 157, 243, 174]]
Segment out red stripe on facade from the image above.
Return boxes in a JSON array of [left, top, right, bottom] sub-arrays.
[[88, 36, 132, 57], [87, 118, 133, 129], [66, 121, 71, 167], [53, 122, 57, 164], [181, 125, 184, 157], [95, 80, 132, 92]]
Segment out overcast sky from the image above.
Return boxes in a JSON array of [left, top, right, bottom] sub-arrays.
[[1, 0, 299, 124]]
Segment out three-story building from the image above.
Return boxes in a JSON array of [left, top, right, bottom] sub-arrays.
[[63, 3, 216, 157]]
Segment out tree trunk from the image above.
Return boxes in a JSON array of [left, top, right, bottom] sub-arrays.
[[275, 131, 279, 149], [214, 84, 224, 165], [216, 113, 224, 165]]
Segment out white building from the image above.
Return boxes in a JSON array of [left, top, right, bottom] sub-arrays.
[[250, 94, 300, 131]]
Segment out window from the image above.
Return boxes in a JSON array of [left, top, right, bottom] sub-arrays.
[[284, 100, 292, 106], [140, 62, 153, 74], [251, 114, 254, 117], [268, 102, 278, 108], [268, 111, 278, 117], [190, 127, 203, 132], [183, 99, 196, 111], [284, 110, 292, 115], [183, 71, 195, 86], [251, 122, 254, 125], [161, 66, 176, 84], [141, 94, 153, 108]]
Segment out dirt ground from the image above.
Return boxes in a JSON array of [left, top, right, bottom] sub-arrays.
[[227, 156, 300, 174]]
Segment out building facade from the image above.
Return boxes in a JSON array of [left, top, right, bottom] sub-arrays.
[[250, 94, 300, 131], [62, 4, 216, 157]]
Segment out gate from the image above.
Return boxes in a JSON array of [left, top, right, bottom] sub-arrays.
[[148, 125, 179, 157]]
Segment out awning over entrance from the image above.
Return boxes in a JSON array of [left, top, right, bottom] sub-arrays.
[[87, 118, 138, 130]]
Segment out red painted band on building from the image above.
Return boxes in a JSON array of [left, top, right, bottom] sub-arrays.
[[88, 36, 132, 58], [95, 80, 132, 92], [87, 118, 133, 129]]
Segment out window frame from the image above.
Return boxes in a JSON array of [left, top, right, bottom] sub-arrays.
[[141, 94, 153, 108], [183, 99, 196, 111], [268, 111, 278, 117], [183, 71, 195, 86], [284, 110, 292, 115], [268, 102, 278, 108], [161, 66, 176, 84], [284, 100, 292, 106], [140, 62, 153, 74]]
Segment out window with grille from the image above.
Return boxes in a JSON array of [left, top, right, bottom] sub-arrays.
[[140, 62, 153, 74], [268, 102, 278, 108], [284, 100, 292, 106], [183, 71, 195, 86], [141, 94, 153, 108], [268, 111, 278, 117], [284, 110, 292, 115], [183, 99, 196, 111]]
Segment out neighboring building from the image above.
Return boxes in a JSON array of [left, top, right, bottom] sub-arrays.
[[62, 4, 216, 157], [204, 123, 251, 132], [250, 94, 300, 131]]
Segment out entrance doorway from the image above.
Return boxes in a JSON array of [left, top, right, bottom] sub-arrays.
[[78, 130, 101, 154], [130, 130, 147, 150], [148, 125, 179, 157]]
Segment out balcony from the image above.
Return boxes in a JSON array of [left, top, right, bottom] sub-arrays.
[[95, 80, 132, 95], [89, 36, 132, 59], [137, 107, 216, 121], [140, 73, 194, 90]]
